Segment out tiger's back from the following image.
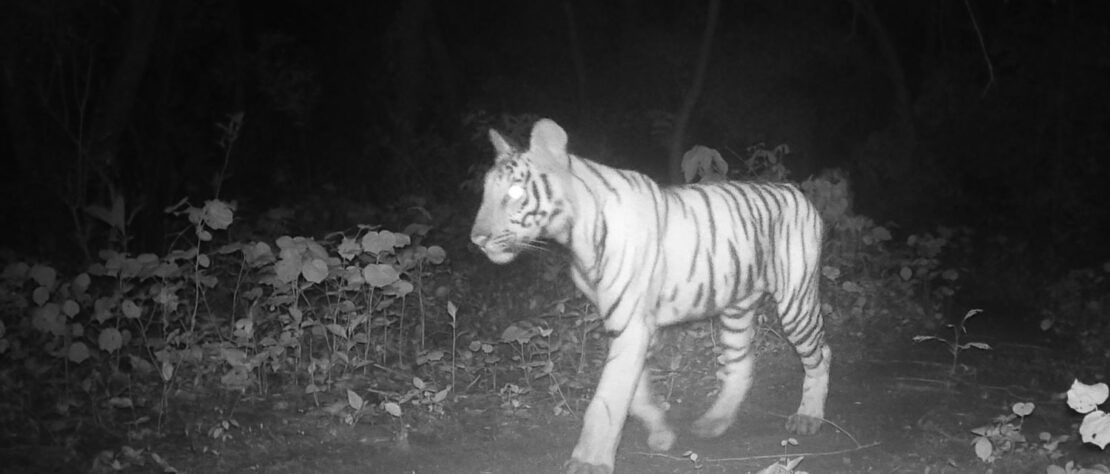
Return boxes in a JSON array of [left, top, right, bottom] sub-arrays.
[[650, 181, 823, 328], [471, 119, 830, 474]]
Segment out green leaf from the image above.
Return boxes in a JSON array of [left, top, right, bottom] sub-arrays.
[[501, 323, 537, 344], [972, 436, 993, 462], [305, 239, 329, 260], [93, 297, 113, 323], [333, 351, 349, 365], [243, 242, 275, 267], [2, 262, 29, 280], [404, 223, 432, 237], [121, 299, 141, 319], [67, 342, 90, 363], [383, 401, 402, 417], [161, 361, 175, 381], [961, 308, 984, 324], [386, 279, 413, 297], [85, 197, 125, 231], [325, 324, 346, 338], [202, 200, 235, 230], [72, 273, 91, 295], [427, 246, 447, 264], [275, 256, 302, 283], [197, 273, 218, 288], [1012, 402, 1035, 417], [32, 286, 50, 306], [361, 231, 396, 255], [302, 258, 328, 284], [337, 237, 361, 261], [275, 235, 296, 250], [108, 397, 134, 408], [392, 232, 412, 248], [347, 389, 364, 410], [32, 303, 66, 336], [1067, 379, 1109, 414], [220, 347, 249, 367], [363, 264, 400, 287], [871, 226, 892, 242], [840, 281, 862, 293], [360, 230, 406, 252], [98, 328, 123, 352]]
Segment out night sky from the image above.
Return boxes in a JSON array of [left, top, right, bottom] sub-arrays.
[[1, 0, 1107, 269]]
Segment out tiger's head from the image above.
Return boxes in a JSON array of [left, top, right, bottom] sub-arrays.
[[470, 119, 573, 264]]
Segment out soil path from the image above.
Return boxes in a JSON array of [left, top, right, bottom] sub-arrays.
[[144, 329, 1097, 474]]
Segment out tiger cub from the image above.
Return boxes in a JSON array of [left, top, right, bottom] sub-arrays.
[[471, 119, 830, 474]]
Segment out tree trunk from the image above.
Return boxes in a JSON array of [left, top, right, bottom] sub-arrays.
[[389, 0, 431, 142], [88, 0, 162, 171], [851, 0, 917, 158], [562, 0, 588, 122], [668, 0, 720, 184]]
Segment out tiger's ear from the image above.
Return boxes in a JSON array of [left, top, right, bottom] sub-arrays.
[[529, 119, 568, 159], [488, 129, 514, 158]]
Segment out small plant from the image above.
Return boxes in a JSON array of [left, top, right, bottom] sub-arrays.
[[913, 308, 991, 375], [499, 319, 554, 386], [1047, 462, 1110, 474], [969, 402, 1035, 463], [1039, 262, 1110, 359], [898, 227, 969, 321], [736, 141, 791, 181], [1049, 380, 1110, 474], [1065, 379, 1110, 449], [446, 301, 458, 388], [756, 455, 806, 474], [680, 145, 728, 183]]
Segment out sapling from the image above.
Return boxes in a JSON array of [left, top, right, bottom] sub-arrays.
[[913, 309, 991, 375]]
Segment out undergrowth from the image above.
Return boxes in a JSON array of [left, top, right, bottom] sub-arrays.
[[1, 114, 1107, 472]]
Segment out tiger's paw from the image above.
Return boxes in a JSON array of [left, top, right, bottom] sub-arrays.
[[690, 415, 733, 439], [646, 427, 677, 452], [564, 459, 613, 474], [786, 413, 823, 435]]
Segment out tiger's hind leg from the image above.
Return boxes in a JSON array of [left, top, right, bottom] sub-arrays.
[[690, 294, 761, 438], [778, 289, 831, 435]]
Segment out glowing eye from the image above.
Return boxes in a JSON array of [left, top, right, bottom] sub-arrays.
[[507, 184, 525, 200]]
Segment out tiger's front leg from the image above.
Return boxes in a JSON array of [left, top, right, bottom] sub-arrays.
[[565, 321, 652, 474]]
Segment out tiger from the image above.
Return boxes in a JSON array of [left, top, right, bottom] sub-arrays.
[[470, 119, 831, 474]]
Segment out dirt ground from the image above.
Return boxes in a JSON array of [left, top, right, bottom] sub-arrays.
[[6, 311, 1105, 474]]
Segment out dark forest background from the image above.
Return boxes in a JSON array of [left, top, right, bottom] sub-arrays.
[[1, 0, 1107, 274]]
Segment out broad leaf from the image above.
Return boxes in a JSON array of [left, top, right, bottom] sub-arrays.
[[98, 328, 123, 352]]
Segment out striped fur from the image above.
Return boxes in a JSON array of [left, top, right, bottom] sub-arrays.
[[471, 119, 830, 474]]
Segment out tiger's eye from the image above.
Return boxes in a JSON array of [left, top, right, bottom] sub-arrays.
[[507, 184, 525, 200]]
